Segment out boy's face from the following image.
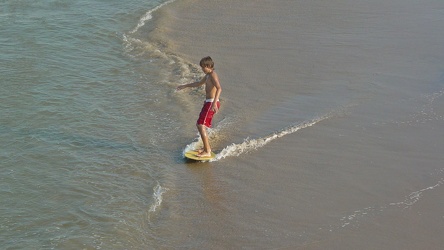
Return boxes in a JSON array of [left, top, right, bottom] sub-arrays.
[[201, 66, 212, 74]]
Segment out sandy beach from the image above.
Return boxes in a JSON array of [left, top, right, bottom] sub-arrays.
[[150, 0, 444, 249]]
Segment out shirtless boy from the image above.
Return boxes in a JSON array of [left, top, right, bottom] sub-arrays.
[[176, 56, 222, 157]]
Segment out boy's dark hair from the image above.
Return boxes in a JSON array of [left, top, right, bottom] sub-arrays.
[[200, 56, 214, 69]]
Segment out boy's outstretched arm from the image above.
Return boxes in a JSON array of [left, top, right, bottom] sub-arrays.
[[176, 77, 206, 91]]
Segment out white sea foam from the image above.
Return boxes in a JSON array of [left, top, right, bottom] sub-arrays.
[[336, 176, 444, 230], [389, 178, 444, 209], [130, 0, 176, 34], [149, 182, 168, 213], [212, 115, 331, 161]]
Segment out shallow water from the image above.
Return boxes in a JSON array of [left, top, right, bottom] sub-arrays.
[[1, 0, 183, 248]]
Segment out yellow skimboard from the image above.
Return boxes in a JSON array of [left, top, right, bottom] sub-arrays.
[[184, 150, 216, 161]]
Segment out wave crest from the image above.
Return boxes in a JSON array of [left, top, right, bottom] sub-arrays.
[[130, 0, 176, 34]]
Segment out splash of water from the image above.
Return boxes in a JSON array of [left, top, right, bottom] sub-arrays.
[[149, 182, 168, 214], [212, 115, 331, 161]]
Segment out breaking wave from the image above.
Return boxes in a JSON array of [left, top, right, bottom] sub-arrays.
[[130, 0, 176, 34]]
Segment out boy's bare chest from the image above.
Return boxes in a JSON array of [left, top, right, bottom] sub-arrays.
[[204, 78, 214, 91], [204, 80, 216, 97]]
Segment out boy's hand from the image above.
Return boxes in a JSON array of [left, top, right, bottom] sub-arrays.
[[211, 104, 219, 113]]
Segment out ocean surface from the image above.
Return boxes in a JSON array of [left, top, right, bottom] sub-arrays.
[[2, 0, 444, 249], [1, 0, 183, 248]]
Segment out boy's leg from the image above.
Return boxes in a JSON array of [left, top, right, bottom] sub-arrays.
[[197, 124, 212, 157]]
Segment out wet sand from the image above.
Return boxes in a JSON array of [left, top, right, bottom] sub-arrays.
[[151, 0, 444, 249]]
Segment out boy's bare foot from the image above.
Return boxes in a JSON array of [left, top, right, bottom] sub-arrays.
[[197, 151, 212, 158], [194, 148, 204, 154]]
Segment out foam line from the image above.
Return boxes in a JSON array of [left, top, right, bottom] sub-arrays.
[[130, 0, 176, 34], [212, 115, 330, 161], [389, 178, 444, 209]]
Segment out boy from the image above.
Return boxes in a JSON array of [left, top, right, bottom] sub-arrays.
[[176, 56, 222, 157]]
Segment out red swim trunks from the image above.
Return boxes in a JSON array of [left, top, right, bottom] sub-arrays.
[[197, 99, 220, 128]]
